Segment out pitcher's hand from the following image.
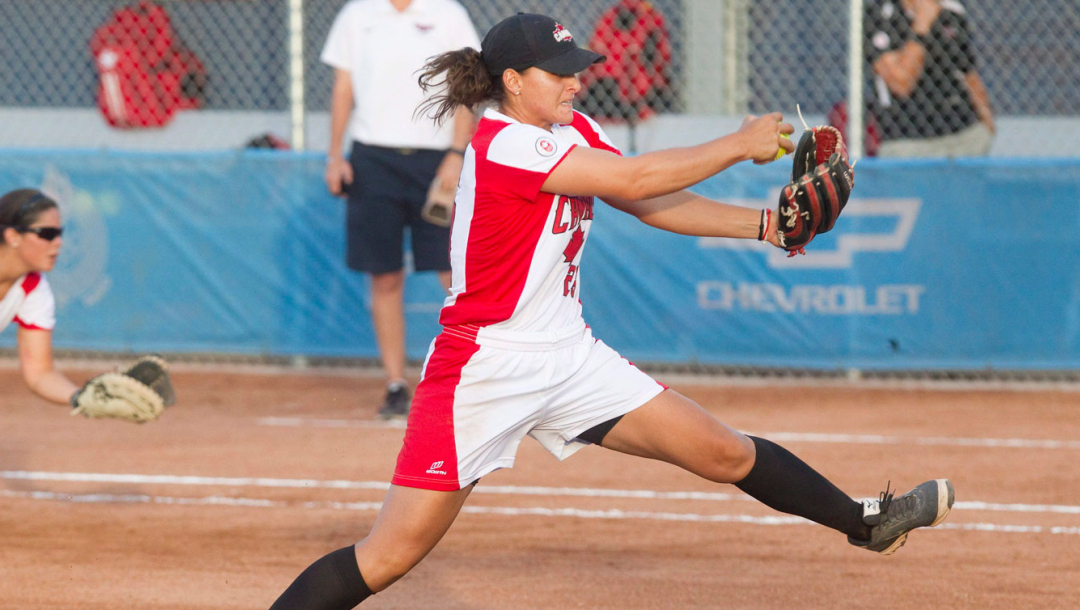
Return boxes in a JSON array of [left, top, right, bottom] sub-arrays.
[[739, 113, 796, 165]]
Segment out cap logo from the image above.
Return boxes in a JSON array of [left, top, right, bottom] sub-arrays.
[[552, 23, 573, 43]]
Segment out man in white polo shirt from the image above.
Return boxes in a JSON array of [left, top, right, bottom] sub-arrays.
[[321, 0, 480, 420]]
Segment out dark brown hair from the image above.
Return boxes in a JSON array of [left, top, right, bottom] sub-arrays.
[[0, 189, 58, 231], [416, 47, 505, 126]]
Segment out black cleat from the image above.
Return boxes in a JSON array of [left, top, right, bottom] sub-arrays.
[[848, 479, 955, 555], [376, 383, 411, 421]]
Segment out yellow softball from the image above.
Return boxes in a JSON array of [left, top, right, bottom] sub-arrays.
[[775, 133, 791, 161]]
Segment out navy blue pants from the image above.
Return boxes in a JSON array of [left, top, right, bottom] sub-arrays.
[[346, 142, 451, 274]]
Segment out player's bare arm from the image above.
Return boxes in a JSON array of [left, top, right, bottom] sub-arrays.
[[874, 0, 940, 97], [965, 71, 996, 134], [605, 190, 779, 245], [433, 105, 477, 192], [16, 326, 79, 404], [325, 68, 355, 195], [542, 114, 795, 201], [873, 45, 929, 98]]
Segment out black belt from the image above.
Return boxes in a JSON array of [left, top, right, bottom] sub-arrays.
[[358, 142, 442, 156]]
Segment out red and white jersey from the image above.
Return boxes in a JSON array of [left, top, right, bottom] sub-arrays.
[[0, 273, 56, 333], [440, 108, 621, 337]]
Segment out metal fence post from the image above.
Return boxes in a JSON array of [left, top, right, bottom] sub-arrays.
[[684, 0, 723, 114], [289, 0, 306, 151], [848, 0, 864, 160], [723, 0, 749, 116]]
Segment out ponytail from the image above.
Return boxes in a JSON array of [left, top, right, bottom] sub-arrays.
[[416, 47, 503, 126]]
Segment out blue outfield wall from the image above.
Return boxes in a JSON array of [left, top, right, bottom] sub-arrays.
[[1, 150, 1077, 370]]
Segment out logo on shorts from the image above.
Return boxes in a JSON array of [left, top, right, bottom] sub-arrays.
[[426, 461, 447, 475], [536, 137, 557, 157]]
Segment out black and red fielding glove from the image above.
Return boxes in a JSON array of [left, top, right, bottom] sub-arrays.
[[776, 126, 855, 256]]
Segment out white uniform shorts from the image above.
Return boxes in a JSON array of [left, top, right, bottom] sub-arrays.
[[392, 323, 666, 491]]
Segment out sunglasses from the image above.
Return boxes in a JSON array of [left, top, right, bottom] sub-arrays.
[[22, 226, 64, 241]]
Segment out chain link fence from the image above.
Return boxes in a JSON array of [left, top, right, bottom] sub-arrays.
[[0, 0, 1078, 156]]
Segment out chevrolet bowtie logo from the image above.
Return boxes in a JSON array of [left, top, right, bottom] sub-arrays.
[[698, 197, 922, 270]]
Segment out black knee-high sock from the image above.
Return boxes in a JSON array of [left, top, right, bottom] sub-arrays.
[[269, 546, 373, 610], [735, 436, 870, 540]]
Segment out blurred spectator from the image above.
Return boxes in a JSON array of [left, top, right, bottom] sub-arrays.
[[865, 0, 995, 157], [320, 0, 479, 420], [89, 0, 205, 129], [578, 0, 675, 123], [828, 99, 882, 157]]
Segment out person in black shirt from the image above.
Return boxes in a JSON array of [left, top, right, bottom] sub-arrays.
[[866, 0, 995, 157]]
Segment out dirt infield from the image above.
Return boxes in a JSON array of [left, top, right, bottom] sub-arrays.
[[2, 366, 1079, 609]]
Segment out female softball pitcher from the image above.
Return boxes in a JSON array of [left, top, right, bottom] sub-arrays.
[[0, 188, 82, 404], [269, 13, 954, 609]]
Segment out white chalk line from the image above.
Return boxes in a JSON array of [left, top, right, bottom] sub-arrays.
[[258, 416, 406, 429], [3, 488, 1079, 537], [1, 470, 392, 492], [760, 431, 1080, 450], [7, 356, 1079, 393], [4, 470, 1080, 516], [255, 417, 1080, 451]]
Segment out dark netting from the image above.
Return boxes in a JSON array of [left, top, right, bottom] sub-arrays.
[[0, 1, 1075, 153]]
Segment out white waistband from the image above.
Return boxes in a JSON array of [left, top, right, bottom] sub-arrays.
[[474, 322, 588, 352]]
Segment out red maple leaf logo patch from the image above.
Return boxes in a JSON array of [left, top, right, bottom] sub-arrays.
[[563, 227, 584, 262]]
